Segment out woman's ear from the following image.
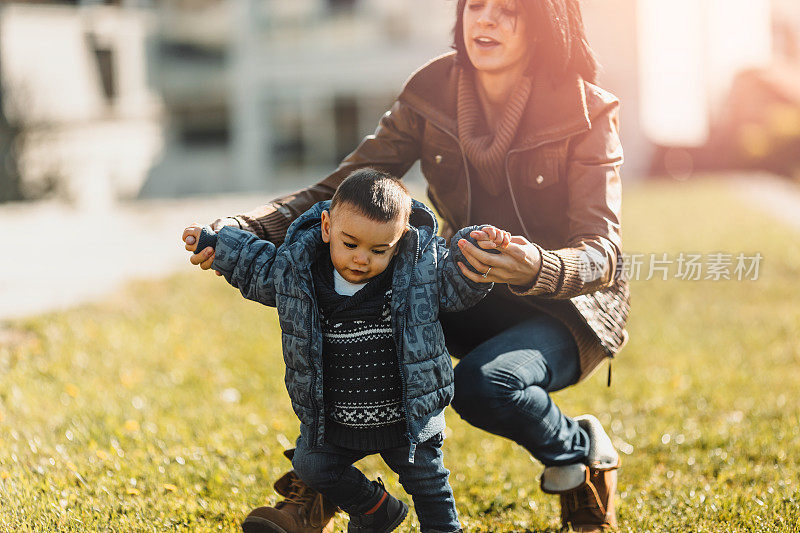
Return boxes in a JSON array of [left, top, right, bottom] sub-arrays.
[[321, 210, 332, 243]]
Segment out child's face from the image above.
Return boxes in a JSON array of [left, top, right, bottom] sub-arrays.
[[321, 203, 408, 284]]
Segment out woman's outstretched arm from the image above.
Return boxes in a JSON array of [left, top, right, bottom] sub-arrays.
[[186, 99, 424, 271], [232, 100, 424, 244]]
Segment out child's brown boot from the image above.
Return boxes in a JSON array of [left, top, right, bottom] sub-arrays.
[[242, 450, 337, 533]]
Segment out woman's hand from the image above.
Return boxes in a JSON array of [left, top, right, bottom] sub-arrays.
[[182, 217, 238, 275], [457, 225, 542, 287]]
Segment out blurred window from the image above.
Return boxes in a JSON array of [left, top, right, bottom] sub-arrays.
[[87, 34, 116, 103], [94, 48, 115, 102], [327, 0, 357, 14], [18, 1, 123, 4], [180, 123, 229, 147], [333, 96, 359, 163], [271, 104, 305, 171], [177, 108, 230, 147], [158, 41, 226, 65], [15, 1, 80, 4]]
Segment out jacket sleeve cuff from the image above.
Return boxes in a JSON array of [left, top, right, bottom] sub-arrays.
[[210, 226, 250, 277], [195, 226, 219, 252], [452, 225, 496, 289]]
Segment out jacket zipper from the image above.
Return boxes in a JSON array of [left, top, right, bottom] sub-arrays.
[[437, 126, 472, 228], [393, 230, 422, 463], [505, 131, 585, 239], [300, 268, 323, 445]]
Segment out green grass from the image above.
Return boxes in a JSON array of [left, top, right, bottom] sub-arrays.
[[1, 177, 799, 531]]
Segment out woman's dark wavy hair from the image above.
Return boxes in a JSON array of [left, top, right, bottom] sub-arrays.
[[452, 0, 600, 85]]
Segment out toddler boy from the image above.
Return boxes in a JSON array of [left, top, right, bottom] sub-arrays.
[[184, 168, 497, 533]]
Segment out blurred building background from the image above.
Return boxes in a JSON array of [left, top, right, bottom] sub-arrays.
[[0, 0, 162, 208], [142, 0, 454, 197], [1, 0, 800, 205]]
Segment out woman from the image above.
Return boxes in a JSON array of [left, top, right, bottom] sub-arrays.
[[188, 0, 629, 531]]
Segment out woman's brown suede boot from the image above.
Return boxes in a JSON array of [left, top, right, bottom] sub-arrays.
[[540, 415, 620, 531]]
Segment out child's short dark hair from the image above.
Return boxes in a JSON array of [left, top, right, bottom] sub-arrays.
[[330, 168, 412, 224]]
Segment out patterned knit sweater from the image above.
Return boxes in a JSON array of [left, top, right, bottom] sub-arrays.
[[311, 252, 406, 450]]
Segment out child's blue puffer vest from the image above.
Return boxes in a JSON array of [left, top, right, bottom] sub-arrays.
[[212, 200, 491, 461]]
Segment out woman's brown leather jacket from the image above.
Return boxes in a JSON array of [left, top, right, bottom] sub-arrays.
[[233, 52, 630, 381]]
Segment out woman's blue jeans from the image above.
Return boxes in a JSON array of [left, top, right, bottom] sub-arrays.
[[441, 289, 590, 466]]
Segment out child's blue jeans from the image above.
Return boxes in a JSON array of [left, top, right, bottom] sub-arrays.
[[292, 425, 460, 533]]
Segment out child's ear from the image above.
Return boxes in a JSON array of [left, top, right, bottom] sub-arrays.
[[392, 227, 409, 256], [321, 210, 331, 243]]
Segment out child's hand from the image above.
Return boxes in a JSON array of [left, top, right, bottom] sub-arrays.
[[471, 225, 511, 250], [182, 223, 224, 276], [182, 224, 204, 253]]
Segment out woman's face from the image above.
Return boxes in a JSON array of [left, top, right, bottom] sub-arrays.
[[462, 0, 530, 75]]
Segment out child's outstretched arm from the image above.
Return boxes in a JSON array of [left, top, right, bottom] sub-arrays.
[[436, 225, 497, 313], [182, 224, 281, 307]]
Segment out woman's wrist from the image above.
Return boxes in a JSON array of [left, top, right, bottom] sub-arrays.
[[518, 242, 543, 287], [528, 243, 543, 284], [505, 242, 544, 292]]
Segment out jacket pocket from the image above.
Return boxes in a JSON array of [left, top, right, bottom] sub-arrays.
[[420, 125, 463, 189], [513, 145, 564, 190]]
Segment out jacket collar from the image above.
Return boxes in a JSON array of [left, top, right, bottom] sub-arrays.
[[398, 52, 591, 151]]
